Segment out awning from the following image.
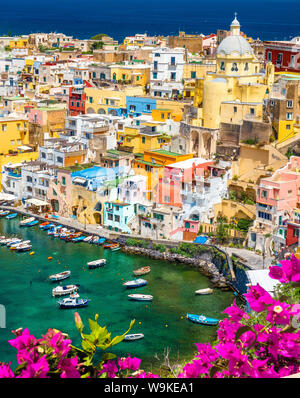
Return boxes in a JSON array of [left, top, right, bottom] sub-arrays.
[[0, 193, 16, 201], [72, 177, 87, 184], [246, 269, 279, 297], [17, 145, 33, 151], [26, 198, 49, 207]]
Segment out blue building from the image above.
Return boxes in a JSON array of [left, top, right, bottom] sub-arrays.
[[71, 166, 125, 191], [126, 96, 156, 117], [103, 200, 136, 233]]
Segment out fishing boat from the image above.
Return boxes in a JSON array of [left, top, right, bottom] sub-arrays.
[[15, 244, 32, 252], [6, 213, 18, 219], [124, 334, 144, 341], [48, 270, 71, 282], [20, 217, 35, 226], [87, 259, 106, 269], [123, 279, 148, 289], [103, 243, 115, 249], [93, 237, 106, 245], [52, 284, 79, 297], [128, 294, 153, 301], [0, 210, 10, 217], [195, 288, 214, 295], [133, 266, 151, 276], [57, 298, 90, 309], [186, 313, 219, 326]]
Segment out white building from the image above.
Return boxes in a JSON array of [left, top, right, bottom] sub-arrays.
[[150, 47, 186, 98]]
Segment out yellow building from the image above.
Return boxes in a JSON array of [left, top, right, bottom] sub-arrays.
[[132, 149, 194, 200], [9, 37, 29, 49], [109, 63, 150, 87], [0, 151, 38, 188], [155, 98, 186, 121], [192, 16, 274, 129], [85, 85, 144, 115], [117, 123, 171, 154], [0, 117, 30, 155]]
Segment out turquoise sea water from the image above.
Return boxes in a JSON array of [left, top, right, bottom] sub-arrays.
[[0, 215, 234, 371]]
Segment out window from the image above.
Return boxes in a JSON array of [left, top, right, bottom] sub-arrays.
[[286, 124, 291, 130], [152, 72, 157, 79], [142, 137, 145, 144], [267, 51, 272, 61], [10, 140, 15, 145], [164, 196, 170, 202], [170, 56, 176, 65], [56, 156, 63, 164], [89, 97, 93, 104], [153, 61, 158, 70], [220, 61, 225, 71], [108, 213, 113, 221], [154, 53, 160, 57], [62, 177, 66, 186], [244, 62, 249, 71], [233, 106, 237, 113], [250, 108, 255, 115], [146, 104, 151, 111], [191, 71, 196, 78], [277, 53, 283, 63], [286, 112, 293, 120], [231, 62, 238, 72], [1, 124, 6, 132], [170, 72, 176, 80], [287, 100, 293, 108], [114, 215, 120, 222]]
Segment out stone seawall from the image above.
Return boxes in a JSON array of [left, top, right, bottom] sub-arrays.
[[122, 245, 231, 290]]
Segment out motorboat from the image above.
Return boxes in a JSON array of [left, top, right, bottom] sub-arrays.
[[40, 222, 54, 230], [57, 298, 90, 309], [186, 313, 219, 326], [48, 225, 62, 236], [6, 213, 18, 219], [10, 240, 31, 250], [93, 237, 105, 245], [195, 288, 214, 295], [48, 270, 71, 282], [110, 244, 120, 251], [15, 243, 32, 252], [52, 284, 79, 297], [133, 266, 151, 276], [20, 217, 35, 226], [87, 259, 106, 269], [4, 238, 20, 246], [123, 334, 144, 341], [123, 279, 148, 289], [7, 238, 22, 247], [39, 221, 50, 229], [128, 294, 153, 301]]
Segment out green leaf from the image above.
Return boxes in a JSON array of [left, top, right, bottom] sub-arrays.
[[101, 353, 117, 362], [109, 319, 135, 348], [81, 339, 96, 353], [234, 325, 254, 344], [209, 365, 220, 378]]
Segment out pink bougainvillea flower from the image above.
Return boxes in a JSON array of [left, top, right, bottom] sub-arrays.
[[17, 355, 49, 378], [0, 362, 15, 378], [266, 301, 292, 325], [8, 328, 37, 352], [100, 360, 118, 378], [223, 300, 249, 323], [244, 284, 274, 312], [118, 355, 141, 372], [216, 318, 241, 344], [251, 359, 279, 378], [58, 356, 81, 378]]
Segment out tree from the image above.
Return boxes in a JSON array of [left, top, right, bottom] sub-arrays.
[[91, 41, 104, 51]]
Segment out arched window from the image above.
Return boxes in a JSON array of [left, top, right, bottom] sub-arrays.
[[244, 62, 249, 71], [220, 61, 225, 71], [231, 62, 238, 72]]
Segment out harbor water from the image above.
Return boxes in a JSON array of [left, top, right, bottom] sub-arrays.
[[0, 215, 234, 371]]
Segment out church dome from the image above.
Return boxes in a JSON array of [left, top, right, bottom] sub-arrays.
[[217, 35, 253, 56]]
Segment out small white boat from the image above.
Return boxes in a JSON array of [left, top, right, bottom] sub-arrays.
[[20, 217, 35, 226], [87, 259, 106, 269], [52, 284, 79, 297], [123, 278, 148, 288], [16, 244, 32, 252], [58, 297, 90, 309], [128, 294, 153, 301], [49, 270, 71, 282], [83, 236, 93, 242], [195, 288, 214, 295], [133, 266, 151, 276], [10, 240, 31, 250], [124, 333, 144, 341]]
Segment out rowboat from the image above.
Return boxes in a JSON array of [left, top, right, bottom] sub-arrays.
[[20, 217, 35, 226], [83, 236, 93, 242], [123, 279, 148, 289], [57, 298, 90, 309], [26, 220, 39, 227], [133, 266, 151, 276], [124, 333, 144, 341], [6, 213, 18, 219], [0, 210, 10, 217], [7, 238, 22, 247], [4, 238, 20, 246], [195, 288, 214, 295], [87, 259, 106, 269], [72, 235, 85, 242], [110, 244, 120, 251], [186, 313, 219, 326], [48, 270, 71, 282], [103, 243, 115, 249], [40, 223, 55, 230], [39, 221, 50, 229], [52, 284, 79, 297], [128, 294, 153, 301]]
